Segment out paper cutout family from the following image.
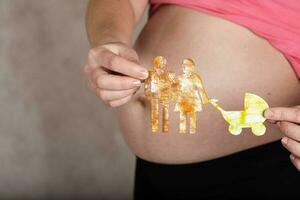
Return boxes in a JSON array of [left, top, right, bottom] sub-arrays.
[[144, 56, 269, 136]]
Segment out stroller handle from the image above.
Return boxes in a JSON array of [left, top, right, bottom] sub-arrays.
[[209, 99, 226, 113]]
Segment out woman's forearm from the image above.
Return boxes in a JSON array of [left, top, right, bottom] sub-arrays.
[[84, 0, 149, 108], [85, 0, 136, 47]]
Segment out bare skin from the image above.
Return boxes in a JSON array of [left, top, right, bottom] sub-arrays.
[[85, 1, 300, 167]]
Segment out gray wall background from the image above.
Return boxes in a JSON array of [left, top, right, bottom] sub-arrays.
[[0, 1, 147, 199]]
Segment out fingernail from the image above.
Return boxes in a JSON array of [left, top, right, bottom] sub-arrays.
[[140, 70, 148, 79], [290, 154, 295, 160], [132, 80, 141, 86], [264, 109, 273, 118], [281, 137, 288, 145]]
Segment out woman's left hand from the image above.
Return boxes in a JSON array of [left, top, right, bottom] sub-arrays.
[[264, 106, 300, 171]]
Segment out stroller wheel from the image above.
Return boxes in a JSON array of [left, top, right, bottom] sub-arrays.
[[229, 125, 242, 135], [251, 124, 266, 136]]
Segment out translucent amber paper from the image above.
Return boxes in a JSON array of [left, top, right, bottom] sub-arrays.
[[144, 56, 178, 133], [209, 93, 269, 136], [174, 59, 209, 134]]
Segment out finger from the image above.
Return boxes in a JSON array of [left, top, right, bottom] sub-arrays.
[[290, 154, 300, 172], [90, 67, 107, 85], [281, 137, 300, 157], [278, 121, 300, 142], [109, 94, 132, 107], [101, 50, 148, 79], [266, 119, 277, 124], [97, 88, 137, 101], [264, 107, 300, 123], [87, 79, 97, 92], [83, 64, 92, 76], [89, 49, 148, 79], [104, 43, 140, 63], [96, 74, 141, 90]]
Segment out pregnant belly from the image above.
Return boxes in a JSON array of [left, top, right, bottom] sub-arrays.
[[117, 5, 300, 164]]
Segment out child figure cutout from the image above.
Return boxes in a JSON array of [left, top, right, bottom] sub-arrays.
[[174, 59, 209, 134], [144, 56, 178, 133]]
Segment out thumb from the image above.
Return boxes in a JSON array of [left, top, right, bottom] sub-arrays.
[[103, 42, 140, 64], [119, 46, 140, 64]]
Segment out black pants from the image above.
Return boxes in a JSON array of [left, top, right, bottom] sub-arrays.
[[134, 141, 300, 199]]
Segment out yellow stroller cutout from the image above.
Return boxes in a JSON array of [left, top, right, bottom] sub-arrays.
[[209, 93, 269, 136]]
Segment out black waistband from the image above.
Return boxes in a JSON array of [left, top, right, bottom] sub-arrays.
[[134, 141, 300, 198]]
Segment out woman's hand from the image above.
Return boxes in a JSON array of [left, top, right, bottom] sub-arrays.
[[84, 42, 148, 107], [264, 106, 300, 171]]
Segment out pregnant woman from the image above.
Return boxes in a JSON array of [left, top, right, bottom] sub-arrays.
[[84, 0, 300, 198]]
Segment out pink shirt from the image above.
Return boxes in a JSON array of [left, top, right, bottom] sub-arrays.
[[150, 0, 300, 78]]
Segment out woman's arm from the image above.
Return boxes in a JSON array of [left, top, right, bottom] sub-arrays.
[[84, 0, 149, 107], [86, 0, 148, 46]]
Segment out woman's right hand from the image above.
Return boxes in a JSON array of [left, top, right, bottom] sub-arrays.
[[84, 42, 148, 107]]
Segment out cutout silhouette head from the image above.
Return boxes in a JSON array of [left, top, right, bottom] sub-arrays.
[[182, 58, 195, 76], [152, 56, 167, 74]]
